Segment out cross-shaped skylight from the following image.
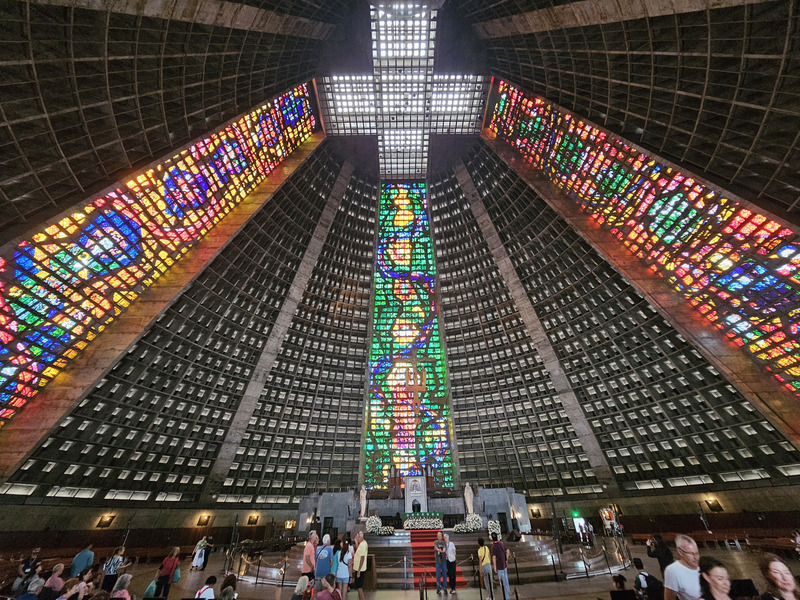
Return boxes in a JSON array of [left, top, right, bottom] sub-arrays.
[[318, 2, 487, 180]]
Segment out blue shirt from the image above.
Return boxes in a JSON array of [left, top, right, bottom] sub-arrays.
[[314, 545, 333, 578], [71, 549, 94, 577]]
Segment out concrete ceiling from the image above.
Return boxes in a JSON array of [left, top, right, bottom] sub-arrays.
[[1, 0, 798, 243]]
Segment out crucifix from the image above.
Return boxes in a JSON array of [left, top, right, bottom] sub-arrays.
[[317, 1, 488, 180]]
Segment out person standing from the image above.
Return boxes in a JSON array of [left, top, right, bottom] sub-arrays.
[[647, 534, 674, 576], [335, 539, 352, 598], [491, 533, 510, 600], [154, 547, 181, 599], [190, 537, 207, 572], [351, 531, 368, 600], [445, 534, 456, 594], [477, 538, 493, 597], [664, 534, 701, 600], [70, 545, 94, 578], [314, 534, 334, 593], [302, 531, 319, 580], [434, 531, 447, 594], [202, 537, 215, 571], [101, 547, 129, 592]]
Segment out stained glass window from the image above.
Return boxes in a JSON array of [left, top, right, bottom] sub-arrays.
[[0, 84, 316, 427], [366, 182, 454, 489], [488, 80, 800, 396]]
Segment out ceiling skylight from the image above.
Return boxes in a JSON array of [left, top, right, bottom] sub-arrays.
[[318, 2, 487, 180]]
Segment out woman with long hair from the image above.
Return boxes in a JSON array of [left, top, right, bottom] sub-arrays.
[[335, 538, 352, 598], [761, 554, 800, 600], [101, 548, 129, 592], [154, 546, 181, 599]]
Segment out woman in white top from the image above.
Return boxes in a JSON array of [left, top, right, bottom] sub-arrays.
[[195, 576, 217, 599], [336, 539, 352, 598]]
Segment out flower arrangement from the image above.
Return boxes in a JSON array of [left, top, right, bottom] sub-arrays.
[[488, 520, 501, 535], [366, 515, 383, 534], [377, 526, 395, 536], [453, 513, 484, 533], [467, 513, 483, 529], [403, 516, 444, 530]]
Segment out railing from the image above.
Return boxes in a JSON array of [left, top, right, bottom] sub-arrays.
[[222, 534, 639, 592]]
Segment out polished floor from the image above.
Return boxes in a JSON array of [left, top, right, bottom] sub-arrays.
[[126, 540, 800, 600]]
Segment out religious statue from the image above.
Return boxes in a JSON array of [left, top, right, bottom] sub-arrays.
[[464, 482, 474, 515], [359, 485, 368, 519]]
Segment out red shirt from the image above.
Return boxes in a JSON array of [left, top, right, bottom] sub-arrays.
[[158, 557, 180, 578]]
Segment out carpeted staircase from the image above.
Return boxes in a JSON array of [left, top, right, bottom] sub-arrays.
[[409, 530, 468, 590]]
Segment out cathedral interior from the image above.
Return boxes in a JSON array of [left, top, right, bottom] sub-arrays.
[[1, 0, 800, 548]]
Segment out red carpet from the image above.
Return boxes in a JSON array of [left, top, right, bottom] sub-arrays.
[[409, 530, 468, 590]]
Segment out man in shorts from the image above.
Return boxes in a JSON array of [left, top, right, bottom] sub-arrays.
[[302, 531, 318, 580], [351, 531, 368, 600]]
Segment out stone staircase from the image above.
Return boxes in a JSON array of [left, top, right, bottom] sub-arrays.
[[243, 532, 629, 590]]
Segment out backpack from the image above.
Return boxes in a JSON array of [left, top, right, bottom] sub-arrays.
[[644, 574, 664, 600]]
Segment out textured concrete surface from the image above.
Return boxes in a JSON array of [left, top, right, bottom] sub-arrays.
[[453, 162, 620, 495], [203, 161, 355, 501], [27, 0, 335, 38], [474, 0, 773, 38]]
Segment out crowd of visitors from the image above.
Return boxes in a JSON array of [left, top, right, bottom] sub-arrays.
[[609, 533, 800, 600], [292, 529, 368, 600], [6, 529, 800, 600]]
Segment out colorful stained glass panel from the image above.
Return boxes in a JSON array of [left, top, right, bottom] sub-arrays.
[[0, 84, 316, 427], [488, 79, 800, 396], [366, 183, 454, 489]]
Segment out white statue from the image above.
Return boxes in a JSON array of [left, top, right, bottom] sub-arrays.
[[359, 485, 368, 519], [464, 483, 474, 515]]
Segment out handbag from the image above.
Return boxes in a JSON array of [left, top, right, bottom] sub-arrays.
[[144, 580, 157, 597], [172, 567, 181, 583]]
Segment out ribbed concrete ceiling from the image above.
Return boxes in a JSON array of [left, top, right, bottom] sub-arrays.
[[1, 0, 798, 243]]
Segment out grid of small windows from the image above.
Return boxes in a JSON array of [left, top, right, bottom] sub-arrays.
[[428, 172, 598, 496], [0, 3, 325, 234], [319, 74, 487, 138], [478, 2, 800, 211], [372, 3, 437, 180], [429, 75, 488, 134], [464, 142, 800, 491], [219, 174, 376, 505], [318, 77, 378, 135], [7, 146, 343, 502]]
